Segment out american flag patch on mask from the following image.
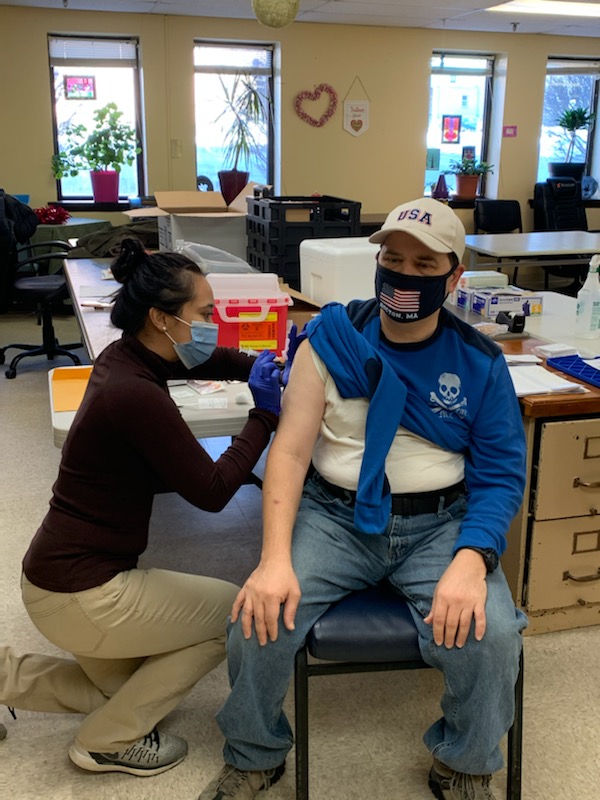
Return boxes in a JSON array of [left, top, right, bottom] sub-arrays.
[[381, 283, 420, 313]]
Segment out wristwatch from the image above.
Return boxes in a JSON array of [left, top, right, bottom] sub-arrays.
[[462, 547, 499, 574]]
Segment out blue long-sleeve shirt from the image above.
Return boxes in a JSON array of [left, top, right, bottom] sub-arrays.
[[307, 300, 526, 556]]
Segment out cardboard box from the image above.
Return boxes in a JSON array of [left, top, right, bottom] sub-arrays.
[[124, 183, 257, 260], [470, 286, 544, 318], [299, 237, 378, 305], [206, 273, 293, 355], [282, 284, 322, 329]]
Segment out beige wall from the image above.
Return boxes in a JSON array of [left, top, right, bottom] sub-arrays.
[[2, 6, 600, 230]]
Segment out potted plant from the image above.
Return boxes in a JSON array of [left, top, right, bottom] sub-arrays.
[[548, 106, 595, 180], [446, 158, 494, 199], [215, 72, 271, 204], [51, 102, 141, 203]]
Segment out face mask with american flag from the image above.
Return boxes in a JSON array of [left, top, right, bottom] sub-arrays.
[[375, 263, 456, 322]]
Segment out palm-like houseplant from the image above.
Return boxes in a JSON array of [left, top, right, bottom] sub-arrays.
[[51, 102, 140, 203], [548, 106, 595, 180], [557, 107, 595, 163], [215, 72, 271, 204], [446, 158, 494, 199]]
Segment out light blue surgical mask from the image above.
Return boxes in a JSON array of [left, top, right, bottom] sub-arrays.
[[165, 316, 219, 369]]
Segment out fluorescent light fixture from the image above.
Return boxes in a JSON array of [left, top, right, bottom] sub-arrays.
[[488, 1, 600, 17]]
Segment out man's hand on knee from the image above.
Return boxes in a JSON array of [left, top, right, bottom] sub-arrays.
[[231, 561, 301, 646], [424, 549, 488, 648]]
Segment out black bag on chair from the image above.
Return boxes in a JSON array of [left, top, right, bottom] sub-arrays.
[[0, 189, 39, 312]]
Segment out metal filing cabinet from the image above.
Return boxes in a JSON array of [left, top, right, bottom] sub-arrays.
[[505, 417, 600, 633]]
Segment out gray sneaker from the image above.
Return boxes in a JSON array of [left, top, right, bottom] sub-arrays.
[[198, 762, 285, 800], [69, 728, 187, 776], [428, 758, 497, 799]]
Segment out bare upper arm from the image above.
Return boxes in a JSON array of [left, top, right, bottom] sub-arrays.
[[272, 340, 325, 468]]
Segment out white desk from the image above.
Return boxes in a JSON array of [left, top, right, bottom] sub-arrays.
[[464, 230, 600, 275], [465, 231, 600, 266], [58, 258, 253, 447], [49, 369, 254, 448], [63, 257, 121, 359]]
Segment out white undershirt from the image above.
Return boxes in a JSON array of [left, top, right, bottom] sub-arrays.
[[310, 347, 464, 493]]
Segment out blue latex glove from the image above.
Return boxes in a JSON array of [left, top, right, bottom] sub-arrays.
[[248, 350, 282, 416], [281, 323, 308, 386]]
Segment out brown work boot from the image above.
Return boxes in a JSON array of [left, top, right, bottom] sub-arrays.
[[198, 762, 285, 799], [428, 757, 497, 799]]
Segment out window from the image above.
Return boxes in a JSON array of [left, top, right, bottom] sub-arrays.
[[537, 58, 600, 182], [194, 42, 274, 192], [425, 53, 494, 195], [49, 35, 143, 200]]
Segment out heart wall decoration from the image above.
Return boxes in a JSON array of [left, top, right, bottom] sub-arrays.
[[294, 84, 338, 128]]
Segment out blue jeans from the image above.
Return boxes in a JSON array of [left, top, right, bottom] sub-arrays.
[[217, 477, 527, 775]]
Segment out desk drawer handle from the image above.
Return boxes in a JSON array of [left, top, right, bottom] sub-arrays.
[[573, 477, 600, 489], [562, 568, 600, 583]]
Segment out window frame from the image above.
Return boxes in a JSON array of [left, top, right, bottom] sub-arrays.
[[193, 40, 275, 189], [427, 51, 495, 197], [537, 56, 600, 182], [48, 34, 145, 203]]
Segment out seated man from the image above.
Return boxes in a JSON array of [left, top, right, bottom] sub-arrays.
[[200, 197, 528, 800]]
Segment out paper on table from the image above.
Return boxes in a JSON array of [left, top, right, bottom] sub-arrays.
[[504, 354, 542, 365], [508, 365, 586, 397], [582, 358, 600, 372]]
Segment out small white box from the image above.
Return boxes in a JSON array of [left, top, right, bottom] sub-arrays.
[[470, 287, 544, 318], [299, 237, 379, 305], [457, 270, 509, 290]]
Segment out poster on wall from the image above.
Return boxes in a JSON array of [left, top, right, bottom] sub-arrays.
[[64, 76, 96, 100], [441, 115, 461, 144], [343, 100, 370, 136]]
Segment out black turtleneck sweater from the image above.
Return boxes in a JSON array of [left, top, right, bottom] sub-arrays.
[[23, 336, 277, 593]]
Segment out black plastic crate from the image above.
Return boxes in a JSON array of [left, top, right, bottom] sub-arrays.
[[247, 247, 300, 289], [246, 194, 361, 229], [245, 194, 362, 290]]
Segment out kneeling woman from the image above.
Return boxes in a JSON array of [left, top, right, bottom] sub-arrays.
[[2, 239, 282, 777]]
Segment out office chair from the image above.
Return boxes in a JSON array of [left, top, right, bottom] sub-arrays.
[[474, 199, 523, 283], [295, 584, 524, 800], [532, 178, 589, 294], [0, 241, 83, 378]]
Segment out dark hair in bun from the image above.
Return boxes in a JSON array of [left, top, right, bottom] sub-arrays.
[[110, 238, 205, 336]]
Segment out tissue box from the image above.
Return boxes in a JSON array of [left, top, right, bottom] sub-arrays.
[[448, 271, 508, 306], [455, 287, 474, 310], [470, 287, 544, 318]]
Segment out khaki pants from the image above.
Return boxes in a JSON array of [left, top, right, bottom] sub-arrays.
[[2, 569, 238, 752]]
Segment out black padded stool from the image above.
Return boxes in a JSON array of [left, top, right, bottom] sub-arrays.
[[294, 585, 524, 800]]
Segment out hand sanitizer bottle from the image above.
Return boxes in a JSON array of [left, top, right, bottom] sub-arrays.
[[575, 254, 600, 339]]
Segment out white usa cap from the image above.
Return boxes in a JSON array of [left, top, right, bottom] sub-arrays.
[[369, 197, 466, 261]]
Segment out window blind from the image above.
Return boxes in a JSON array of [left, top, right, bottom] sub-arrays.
[[48, 36, 138, 68], [432, 53, 494, 77], [547, 58, 600, 76]]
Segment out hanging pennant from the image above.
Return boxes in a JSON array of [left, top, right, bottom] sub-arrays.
[[342, 76, 371, 137], [344, 100, 369, 137]]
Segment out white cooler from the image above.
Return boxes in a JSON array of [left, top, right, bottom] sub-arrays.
[[299, 237, 379, 305]]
